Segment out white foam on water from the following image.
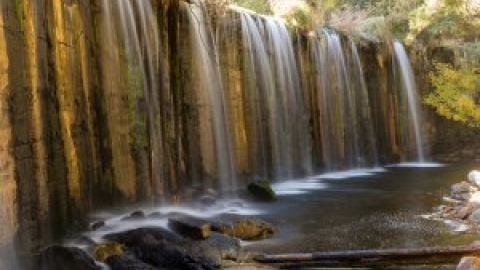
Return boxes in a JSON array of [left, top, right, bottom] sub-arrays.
[[273, 180, 327, 195], [74, 199, 265, 245], [309, 167, 387, 180], [273, 168, 386, 196], [387, 162, 446, 168]]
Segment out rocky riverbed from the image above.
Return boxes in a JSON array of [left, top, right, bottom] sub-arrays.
[[422, 170, 480, 269], [34, 196, 277, 270]]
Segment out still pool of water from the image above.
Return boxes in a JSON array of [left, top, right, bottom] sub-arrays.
[[67, 162, 480, 269], [241, 162, 480, 268]]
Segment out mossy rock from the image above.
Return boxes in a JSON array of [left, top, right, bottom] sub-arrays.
[[93, 241, 125, 262], [219, 220, 274, 241], [247, 180, 277, 201]]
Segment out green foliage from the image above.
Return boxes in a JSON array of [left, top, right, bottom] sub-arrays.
[[230, 0, 273, 14], [425, 63, 480, 127], [283, 5, 314, 30]]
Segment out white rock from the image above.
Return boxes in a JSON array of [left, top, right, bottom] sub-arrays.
[[457, 256, 480, 270], [468, 170, 480, 186], [469, 192, 480, 204]]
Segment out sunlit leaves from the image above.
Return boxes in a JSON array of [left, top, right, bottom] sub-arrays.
[[425, 63, 480, 127]]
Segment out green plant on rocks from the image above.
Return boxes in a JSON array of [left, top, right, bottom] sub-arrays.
[[92, 241, 125, 262]]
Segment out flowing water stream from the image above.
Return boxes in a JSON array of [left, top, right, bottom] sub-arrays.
[[393, 41, 426, 162]]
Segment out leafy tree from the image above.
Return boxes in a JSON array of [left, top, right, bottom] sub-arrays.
[[230, 0, 273, 14], [425, 63, 480, 127]]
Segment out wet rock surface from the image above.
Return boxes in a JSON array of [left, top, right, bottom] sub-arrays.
[[168, 215, 213, 240], [36, 245, 101, 270], [425, 170, 480, 233], [55, 207, 275, 270], [247, 180, 277, 201], [457, 256, 480, 270], [218, 220, 274, 241]]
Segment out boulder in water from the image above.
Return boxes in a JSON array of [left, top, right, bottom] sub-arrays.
[[451, 182, 473, 201], [168, 215, 212, 240], [89, 221, 106, 231], [457, 203, 477, 220], [104, 227, 183, 247], [470, 192, 480, 204], [93, 241, 125, 262], [247, 180, 277, 201], [186, 232, 242, 263], [470, 209, 480, 222], [468, 170, 480, 186], [104, 227, 217, 270], [122, 210, 146, 221], [106, 254, 158, 270], [457, 256, 480, 270], [36, 245, 100, 270], [219, 220, 274, 241]]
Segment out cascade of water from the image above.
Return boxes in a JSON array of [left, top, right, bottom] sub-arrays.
[[240, 13, 274, 178], [186, 1, 237, 195], [265, 19, 313, 177], [240, 13, 312, 180], [309, 29, 380, 169], [349, 39, 379, 166], [392, 41, 426, 162], [101, 0, 164, 197]]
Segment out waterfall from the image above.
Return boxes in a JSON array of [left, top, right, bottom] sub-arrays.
[[240, 13, 312, 180], [349, 39, 379, 166], [393, 41, 426, 162], [186, 1, 237, 195], [308, 30, 379, 169], [100, 0, 164, 198]]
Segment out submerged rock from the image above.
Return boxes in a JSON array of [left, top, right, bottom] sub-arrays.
[[247, 180, 277, 201], [89, 221, 106, 231], [122, 211, 147, 221], [75, 236, 97, 246], [36, 245, 100, 270], [457, 256, 480, 270]]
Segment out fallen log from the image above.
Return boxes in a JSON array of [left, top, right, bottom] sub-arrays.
[[255, 245, 480, 268]]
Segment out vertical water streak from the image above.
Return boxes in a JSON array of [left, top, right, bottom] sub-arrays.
[[240, 13, 312, 180], [349, 39, 379, 166], [101, 0, 164, 198], [186, 1, 237, 195], [265, 19, 312, 177], [309, 29, 381, 169], [240, 14, 274, 178], [393, 41, 425, 162]]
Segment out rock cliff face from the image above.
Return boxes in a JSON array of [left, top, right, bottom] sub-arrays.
[[0, 0, 199, 259]]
